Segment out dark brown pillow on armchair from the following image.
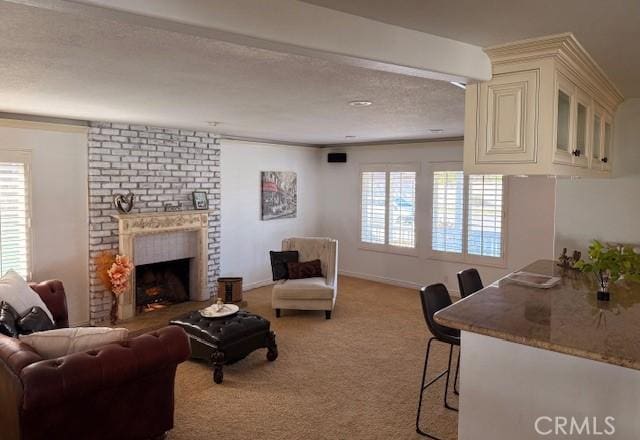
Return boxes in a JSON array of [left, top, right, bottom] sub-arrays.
[[287, 259, 323, 279]]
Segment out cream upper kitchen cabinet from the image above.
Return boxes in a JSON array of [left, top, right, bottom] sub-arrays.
[[464, 33, 623, 177]]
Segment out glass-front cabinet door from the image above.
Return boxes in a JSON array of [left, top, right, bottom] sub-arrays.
[[602, 113, 613, 171], [591, 110, 602, 170], [573, 88, 590, 167], [554, 73, 575, 165]]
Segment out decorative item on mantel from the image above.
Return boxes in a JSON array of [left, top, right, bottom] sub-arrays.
[[96, 252, 134, 324], [574, 240, 640, 301], [192, 191, 209, 210], [113, 192, 135, 214], [164, 201, 183, 212]]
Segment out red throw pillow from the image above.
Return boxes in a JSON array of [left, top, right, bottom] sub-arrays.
[[287, 259, 323, 279]]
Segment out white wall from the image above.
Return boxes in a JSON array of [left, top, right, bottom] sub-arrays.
[[0, 120, 89, 325], [555, 99, 640, 253], [220, 140, 322, 289], [318, 141, 556, 292]]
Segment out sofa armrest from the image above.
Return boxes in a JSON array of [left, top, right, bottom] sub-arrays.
[[29, 280, 69, 328], [20, 326, 190, 410]]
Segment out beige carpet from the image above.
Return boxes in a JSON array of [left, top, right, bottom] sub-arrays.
[[165, 276, 459, 440]]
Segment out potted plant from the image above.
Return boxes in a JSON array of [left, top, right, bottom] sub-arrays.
[[574, 240, 640, 301]]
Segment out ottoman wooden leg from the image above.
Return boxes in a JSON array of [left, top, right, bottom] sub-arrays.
[[266, 331, 278, 362], [212, 350, 225, 384]]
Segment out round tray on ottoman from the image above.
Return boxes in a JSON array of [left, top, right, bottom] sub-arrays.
[[169, 310, 277, 384]]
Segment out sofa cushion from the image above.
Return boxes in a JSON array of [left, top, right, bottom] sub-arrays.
[[269, 250, 299, 280], [287, 259, 323, 279], [0, 301, 20, 337], [17, 307, 55, 335], [19, 327, 129, 359], [273, 277, 334, 300], [0, 270, 54, 323]]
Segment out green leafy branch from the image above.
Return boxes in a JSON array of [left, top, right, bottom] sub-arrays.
[[574, 240, 640, 284]]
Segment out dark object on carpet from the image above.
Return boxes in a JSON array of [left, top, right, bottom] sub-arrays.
[[17, 306, 55, 335], [269, 250, 299, 280], [170, 310, 278, 384], [0, 301, 20, 337], [287, 259, 323, 279]]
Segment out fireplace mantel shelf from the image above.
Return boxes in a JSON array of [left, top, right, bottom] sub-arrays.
[[111, 210, 213, 220]]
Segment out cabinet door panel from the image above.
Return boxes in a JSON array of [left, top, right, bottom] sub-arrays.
[[591, 106, 603, 170], [476, 70, 539, 164], [602, 113, 613, 172], [573, 88, 590, 168], [553, 73, 575, 165]]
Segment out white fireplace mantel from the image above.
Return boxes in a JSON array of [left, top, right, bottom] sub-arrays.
[[112, 210, 211, 320]]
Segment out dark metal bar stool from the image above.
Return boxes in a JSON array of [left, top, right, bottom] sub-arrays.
[[452, 268, 484, 395], [416, 283, 460, 439], [457, 268, 484, 298]]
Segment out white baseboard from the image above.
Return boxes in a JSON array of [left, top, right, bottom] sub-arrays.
[[242, 278, 274, 292], [338, 270, 422, 290], [338, 270, 461, 298]]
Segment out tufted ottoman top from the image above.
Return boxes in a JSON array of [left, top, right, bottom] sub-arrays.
[[169, 310, 270, 348]]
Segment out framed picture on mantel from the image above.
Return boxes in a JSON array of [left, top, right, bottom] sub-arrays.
[[192, 191, 209, 210]]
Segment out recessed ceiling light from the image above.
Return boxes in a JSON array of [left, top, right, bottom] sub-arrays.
[[450, 81, 467, 90], [348, 100, 373, 107], [206, 121, 219, 127], [345, 135, 357, 139], [429, 129, 444, 134]]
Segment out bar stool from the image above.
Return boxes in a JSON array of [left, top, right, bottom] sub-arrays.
[[457, 268, 484, 298], [416, 283, 460, 439]]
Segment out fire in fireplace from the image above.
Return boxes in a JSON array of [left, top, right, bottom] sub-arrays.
[[135, 258, 190, 313]]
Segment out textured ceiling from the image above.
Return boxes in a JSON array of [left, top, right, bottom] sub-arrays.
[[0, 1, 464, 145], [302, 0, 640, 98]]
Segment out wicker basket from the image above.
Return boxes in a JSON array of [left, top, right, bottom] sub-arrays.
[[217, 277, 243, 303]]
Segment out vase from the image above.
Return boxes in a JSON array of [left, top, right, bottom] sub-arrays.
[[597, 270, 610, 301], [110, 292, 119, 324]]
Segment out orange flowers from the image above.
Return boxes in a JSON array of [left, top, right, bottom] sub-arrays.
[[107, 255, 134, 296]]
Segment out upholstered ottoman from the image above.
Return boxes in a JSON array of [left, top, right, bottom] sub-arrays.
[[170, 310, 277, 383]]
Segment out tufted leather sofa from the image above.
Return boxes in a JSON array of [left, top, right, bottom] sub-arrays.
[[0, 280, 191, 440]]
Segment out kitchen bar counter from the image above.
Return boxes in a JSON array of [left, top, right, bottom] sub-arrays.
[[435, 259, 640, 371]]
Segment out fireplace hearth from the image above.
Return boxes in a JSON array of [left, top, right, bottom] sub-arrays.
[[135, 258, 190, 313]]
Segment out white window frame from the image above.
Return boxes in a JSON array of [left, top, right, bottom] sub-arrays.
[[359, 163, 420, 257], [429, 162, 508, 268], [0, 150, 33, 280]]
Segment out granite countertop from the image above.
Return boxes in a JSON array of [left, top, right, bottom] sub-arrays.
[[435, 260, 640, 371]]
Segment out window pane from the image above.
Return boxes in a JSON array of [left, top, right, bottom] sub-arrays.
[[467, 175, 503, 258], [432, 171, 464, 253], [389, 171, 416, 248], [361, 171, 386, 244], [0, 162, 29, 278]]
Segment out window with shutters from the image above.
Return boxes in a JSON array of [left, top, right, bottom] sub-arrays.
[[360, 164, 418, 255], [0, 151, 31, 279], [431, 163, 506, 265]]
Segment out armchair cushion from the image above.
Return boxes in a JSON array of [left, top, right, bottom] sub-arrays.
[[287, 259, 323, 279], [269, 250, 299, 280], [19, 327, 129, 359], [0, 302, 19, 337], [0, 271, 53, 323], [17, 307, 55, 335], [273, 277, 334, 300]]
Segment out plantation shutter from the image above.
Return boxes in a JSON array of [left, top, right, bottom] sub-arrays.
[[432, 170, 464, 253], [360, 171, 387, 244], [0, 154, 30, 279], [388, 171, 416, 248], [467, 175, 504, 258]]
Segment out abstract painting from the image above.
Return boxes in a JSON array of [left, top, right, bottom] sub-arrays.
[[261, 171, 297, 220]]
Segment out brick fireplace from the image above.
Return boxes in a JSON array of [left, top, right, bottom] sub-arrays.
[[87, 122, 220, 324]]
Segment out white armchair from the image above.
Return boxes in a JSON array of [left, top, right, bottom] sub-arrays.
[[271, 237, 338, 319]]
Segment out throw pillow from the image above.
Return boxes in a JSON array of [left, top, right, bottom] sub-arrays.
[[0, 301, 20, 337], [0, 270, 54, 323], [19, 327, 129, 359], [287, 259, 323, 279], [269, 251, 299, 281], [17, 306, 55, 335]]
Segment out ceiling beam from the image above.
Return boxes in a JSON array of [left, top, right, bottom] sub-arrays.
[[8, 0, 491, 83]]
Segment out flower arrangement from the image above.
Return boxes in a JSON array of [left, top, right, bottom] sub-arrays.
[[95, 252, 133, 323]]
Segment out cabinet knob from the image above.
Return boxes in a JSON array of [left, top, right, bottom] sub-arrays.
[[601, 157, 608, 163], [572, 150, 581, 157]]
